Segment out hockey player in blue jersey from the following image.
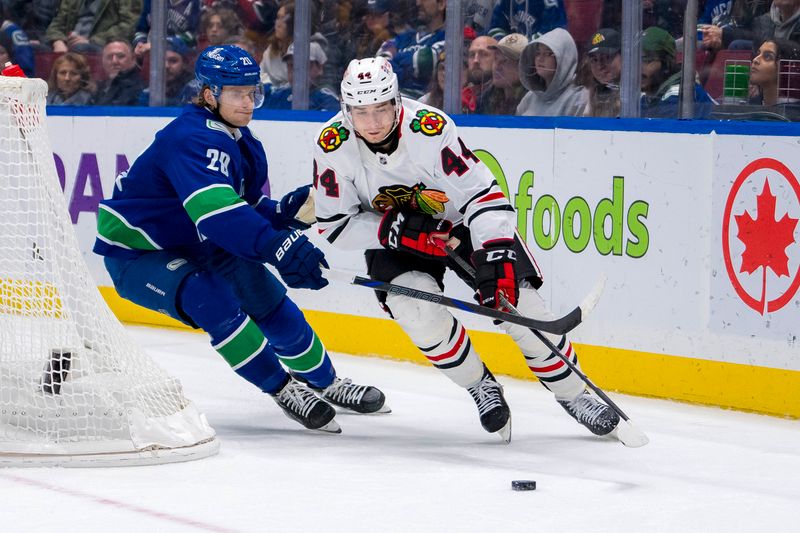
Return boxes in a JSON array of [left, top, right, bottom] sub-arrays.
[[94, 45, 388, 434]]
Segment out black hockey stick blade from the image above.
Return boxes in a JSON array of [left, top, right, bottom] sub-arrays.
[[321, 269, 591, 336]]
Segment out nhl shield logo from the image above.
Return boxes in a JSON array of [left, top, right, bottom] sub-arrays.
[[318, 121, 350, 152], [410, 109, 446, 136]]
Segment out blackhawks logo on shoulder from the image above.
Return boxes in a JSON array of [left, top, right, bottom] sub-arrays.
[[410, 109, 446, 136], [318, 121, 350, 152]]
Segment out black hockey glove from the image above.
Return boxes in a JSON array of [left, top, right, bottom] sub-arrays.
[[471, 239, 518, 310], [377, 210, 452, 259], [266, 230, 329, 290], [274, 185, 314, 230]]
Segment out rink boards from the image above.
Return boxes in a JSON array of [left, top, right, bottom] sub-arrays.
[[45, 110, 800, 418]]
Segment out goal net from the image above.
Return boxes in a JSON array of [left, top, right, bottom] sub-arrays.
[[0, 77, 218, 467]]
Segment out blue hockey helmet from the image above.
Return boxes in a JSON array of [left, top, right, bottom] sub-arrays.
[[195, 45, 264, 108]]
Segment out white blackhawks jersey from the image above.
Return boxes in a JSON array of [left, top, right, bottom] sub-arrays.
[[312, 98, 516, 251]]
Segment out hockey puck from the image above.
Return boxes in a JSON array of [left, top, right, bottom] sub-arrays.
[[511, 480, 536, 491]]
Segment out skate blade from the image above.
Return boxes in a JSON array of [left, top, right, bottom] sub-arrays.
[[495, 417, 512, 444], [336, 403, 392, 415], [610, 420, 649, 448], [313, 419, 342, 434]]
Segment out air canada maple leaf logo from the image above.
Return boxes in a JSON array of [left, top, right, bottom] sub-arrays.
[[722, 158, 800, 314], [735, 180, 797, 278]]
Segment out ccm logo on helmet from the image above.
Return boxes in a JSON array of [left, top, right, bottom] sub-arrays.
[[357, 89, 378, 95]]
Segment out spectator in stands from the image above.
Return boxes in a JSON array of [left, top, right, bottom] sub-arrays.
[[700, 0, 735, 26], [316, 0, 355, 91], [260, 1, 294, 86], [390, 0, 415, 34], [46, 51, 94, 104], [0, 12, 34, 76], [419, 50, 446, 108], [355, 0, 395, 60], [132, 0, 201, 61], [701, 0, 772, 51], [464, 0, 494, 34], [464, 35, 496, 111], [138, 36, 195, 106], [234, 0, 278, 53], [420, 47, 480, 113], [2, 0, 58, 48], [517, 27, 585, 117], [478, 33, 528, 115], [602, 0, 685, 38], [263, 41, 339, 111], [91, 39, 144, 106], [640, 26, 715, 118], [581, 28, 621, 117], [378, 0, 445, 99], [199, 6, 243, 48], [225, 34, 258, 57], [45, 0, 142, 54], [749, 37, 800, 105], [488, 0, 567, 41]]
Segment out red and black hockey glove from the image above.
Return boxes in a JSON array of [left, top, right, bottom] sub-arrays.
[[378, 210, 452, 259], [471, 240, 518, 310]]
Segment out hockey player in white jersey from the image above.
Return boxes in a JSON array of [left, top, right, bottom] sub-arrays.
[[313, 57, 620, 442]]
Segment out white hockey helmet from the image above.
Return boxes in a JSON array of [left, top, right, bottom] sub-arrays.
[[340, 57, 401, 130]]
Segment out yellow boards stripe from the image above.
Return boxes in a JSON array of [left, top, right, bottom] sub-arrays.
[[0, 278, 63, 317]]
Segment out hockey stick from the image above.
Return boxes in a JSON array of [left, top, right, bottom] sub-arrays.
[[321, 269, 598, 336], [436, 240, 649, 448]]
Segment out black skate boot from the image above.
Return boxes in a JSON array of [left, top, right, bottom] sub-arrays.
[[467, 366, 511, 443], [271, 378, 340, 433], [318, 378, 390, 414], [557, 389, 620, 436]]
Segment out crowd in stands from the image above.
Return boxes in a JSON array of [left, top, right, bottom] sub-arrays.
[[2, 0, 800, 119]]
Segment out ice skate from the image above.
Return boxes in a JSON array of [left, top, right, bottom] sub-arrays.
[[272, 378, 340, 433], [557, 389, 620, 436], [318, 377, 390, 414], [467, 366, 511, 443]]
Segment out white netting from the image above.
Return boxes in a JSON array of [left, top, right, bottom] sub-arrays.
[[0, 77, 218, 467]]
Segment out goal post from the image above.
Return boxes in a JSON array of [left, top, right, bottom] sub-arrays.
[[0, 77, 219, 467]]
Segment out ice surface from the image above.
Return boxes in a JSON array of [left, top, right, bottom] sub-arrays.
[[1, 326, 797, 533]]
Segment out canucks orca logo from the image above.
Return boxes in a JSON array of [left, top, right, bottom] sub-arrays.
[[318, 121, 350, 152], [410, 109, 446, 137], [371, 183, 449, 215]]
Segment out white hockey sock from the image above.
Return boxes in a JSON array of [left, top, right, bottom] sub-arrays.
[[499, 287, 585, 400], [387, 271, 484, 388]]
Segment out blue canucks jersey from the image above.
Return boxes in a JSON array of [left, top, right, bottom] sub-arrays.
[[94, 105, 282, 262], [488, 0, 567, 40], [378, 28, 445, 98]]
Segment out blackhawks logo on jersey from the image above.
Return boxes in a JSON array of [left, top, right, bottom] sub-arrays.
[[318, 121, 350, 152], [371, 183, 449, 215], [410, 109, 446, 137]]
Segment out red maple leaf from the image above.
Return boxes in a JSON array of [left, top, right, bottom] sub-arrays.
[[734, 179, 798, 311]]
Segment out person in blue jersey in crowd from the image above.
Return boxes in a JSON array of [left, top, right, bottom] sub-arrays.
[[263, 41, 339, 111], [377, 0, 445, 98], [0, 15, 34, 77], [94, 45, 388, 434], [488, 0, 568, 41], [639, 26, 715, 118]]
